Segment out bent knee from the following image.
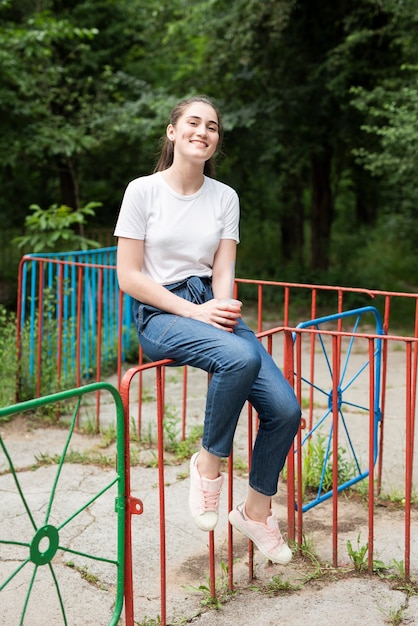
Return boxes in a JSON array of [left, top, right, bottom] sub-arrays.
[[239, 345, 262, 376], [287, 397, 302, 431]]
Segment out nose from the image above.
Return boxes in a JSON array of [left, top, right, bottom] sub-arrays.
[[196, 123, 207, 136]]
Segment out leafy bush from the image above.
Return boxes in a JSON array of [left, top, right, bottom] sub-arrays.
[[13, 202, 102, 253], [0, 306, 18, 409]]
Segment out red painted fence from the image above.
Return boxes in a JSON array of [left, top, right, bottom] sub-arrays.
[[15, 252, 418, 624]]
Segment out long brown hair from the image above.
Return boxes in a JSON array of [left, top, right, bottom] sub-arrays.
[[153, 96, 224, 178]]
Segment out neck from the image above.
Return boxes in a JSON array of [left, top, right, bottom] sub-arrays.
[[161, 162, 205, 196]]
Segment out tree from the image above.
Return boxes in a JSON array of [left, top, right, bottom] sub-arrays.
[[1, 0, 417, 290], [160, 0, 404, 275], [0, 0, 174, 222]]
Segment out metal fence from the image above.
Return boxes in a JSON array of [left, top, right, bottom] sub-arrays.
[[0, 382, 126, 626], [11, 252, 418, 624], [119, 279, 418, 625], [16, 247, 133, 416]]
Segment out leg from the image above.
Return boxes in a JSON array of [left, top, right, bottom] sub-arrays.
[[228, 322, 301, 563], [135, 309, 263, 530], [137, 312, 262, 459], [233, 320, 301, 500]]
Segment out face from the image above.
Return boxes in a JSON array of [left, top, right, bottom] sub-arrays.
[[167, 102, 219, 164]]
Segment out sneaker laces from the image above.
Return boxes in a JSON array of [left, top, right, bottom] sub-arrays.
[[264, 517, 285, 550], [200, 484, 221, 512]]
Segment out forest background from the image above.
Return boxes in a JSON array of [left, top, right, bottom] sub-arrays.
[[1, 0, 418, 309]]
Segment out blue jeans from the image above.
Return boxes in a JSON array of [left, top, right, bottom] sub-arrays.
[[133, 276, 301, 496]]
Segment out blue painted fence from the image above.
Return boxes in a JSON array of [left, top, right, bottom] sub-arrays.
[[17, 247, 134, 397]]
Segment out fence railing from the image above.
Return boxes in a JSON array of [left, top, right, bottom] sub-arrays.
[[119, 319, 417, 624], [0, 382, 126, 626], [8, 259, 418, 623], [16, 248, 133, 413]]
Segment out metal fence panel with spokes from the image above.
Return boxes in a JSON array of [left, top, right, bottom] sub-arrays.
[[294, 306, 384, 511], [0, 383, 125, 626]]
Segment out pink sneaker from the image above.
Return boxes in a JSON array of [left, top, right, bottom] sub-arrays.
[[189, 452, 224, 531], [229, 502, 292, 564]]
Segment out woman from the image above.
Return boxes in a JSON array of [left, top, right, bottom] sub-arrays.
[[114, 96, 301, 564]]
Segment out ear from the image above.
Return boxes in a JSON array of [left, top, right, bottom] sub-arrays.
[[166, 124, 175, 142]]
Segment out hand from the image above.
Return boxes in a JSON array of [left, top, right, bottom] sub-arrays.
[[192, 298, 242, 331]]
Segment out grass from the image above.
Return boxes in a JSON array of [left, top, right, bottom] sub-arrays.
[[65, 561, 107, 590], [183, 560, 235, 610]]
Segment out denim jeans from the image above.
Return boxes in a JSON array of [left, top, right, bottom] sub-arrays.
[[133, 276, 301, 496]]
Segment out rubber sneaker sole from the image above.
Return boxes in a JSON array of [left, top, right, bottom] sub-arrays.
[[229, 505, 292, 565]]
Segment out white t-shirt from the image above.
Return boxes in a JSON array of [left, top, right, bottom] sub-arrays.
[[114, 172, 240, 285]]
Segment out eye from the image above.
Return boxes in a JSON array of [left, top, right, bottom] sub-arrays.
[[208, 125, 218, 132]]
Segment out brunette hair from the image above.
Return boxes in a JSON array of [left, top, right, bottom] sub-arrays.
[[153, 96, 224, 178]]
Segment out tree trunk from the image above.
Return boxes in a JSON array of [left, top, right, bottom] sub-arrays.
[[310, 148, 333, 271], [57, 157, 79, 211], [280, 176, 305, 264]]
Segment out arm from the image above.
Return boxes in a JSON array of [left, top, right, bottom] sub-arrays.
[[117, 237, 197, 317], [211, 239, 237, 299], [116, 237, 241, 331]]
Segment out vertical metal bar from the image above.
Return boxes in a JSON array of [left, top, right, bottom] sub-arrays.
[[227, 452, 234, 591], [56, 263, 64, 392], [95, 268, 104, 428], [411, 302, 418, 458], [156, 365, 167, 626], [247, 403, 255, 580], [331, 334, 340, 567], [367, 338, 376, 572], [284, 330, 296, 542], [257, 283, 263, 333], [36, 261, 44, 398], [295, 331, 304, 547], [208, 531, 216, 598], [377, 296, 391, 496], [15, 258, 26, 402], [283, 286, 290, 326], [30, 258, 37, 379], [70, 262, 76, 379], [120, 367, 137, 626], [181, 366, 188, 441], [83, 263, 90, 379], [404, 341, 412, 579], [76, 266, 83, 388], [308, 291, 317, 435], [116, 289, 124, 389], [337, 289, 343, 314]]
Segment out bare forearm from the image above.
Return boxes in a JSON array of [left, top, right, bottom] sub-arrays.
[[117, 270, 198, 318]]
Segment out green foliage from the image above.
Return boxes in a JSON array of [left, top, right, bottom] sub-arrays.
[[1, 0, 418, 291], [0, 305, 18, 409], [184, 560, 232, 609], [13, 202, 101, 252], [163, 407, 203, 461], [347, 534, 369, 573], [302, 431, 357, 499], [264, 574, 301, 595]]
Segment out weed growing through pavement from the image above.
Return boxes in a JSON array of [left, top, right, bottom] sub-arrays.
[[347, 533, 369, 572], [296, 532, 331, 583], [378, 604, 406, 626], [65, 561, 107, 590], [346, 533, 388, 575], [162, 405, 203, 461], [184, 560, 235, 609], [134, 616, 162, 626], [301, 430, 357, 500], [264, 574, 301, 595]]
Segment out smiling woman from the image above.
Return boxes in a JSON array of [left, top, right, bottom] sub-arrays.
[[154, 96, 224, 180], [113, 95, 301, 566]]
